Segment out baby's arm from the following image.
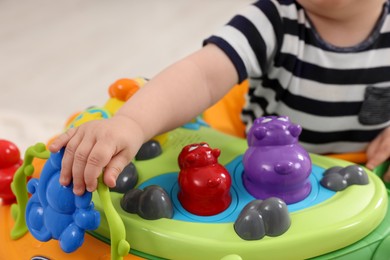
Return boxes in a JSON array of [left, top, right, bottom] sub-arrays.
[[366, 126, 390, 182], [49, 44, 238, 195]]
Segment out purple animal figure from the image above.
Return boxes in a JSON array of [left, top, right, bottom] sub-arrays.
[[243, 116, 312, 204]]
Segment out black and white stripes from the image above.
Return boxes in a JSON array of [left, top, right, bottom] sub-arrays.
[[204, 0, 390, 154]]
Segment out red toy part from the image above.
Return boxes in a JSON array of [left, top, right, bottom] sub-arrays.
[[0, 140, 23, 205], [178, 143, 232, 216]]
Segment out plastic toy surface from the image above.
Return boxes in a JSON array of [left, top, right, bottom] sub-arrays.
[[1, 78, 390, 260], [234, 197, 290, 240], [178, 142, 232, 216], [243, 116, 311, 204], [26, 149, 100, 253], [92, 126, 388, 260], [0, 140, 23, 205]]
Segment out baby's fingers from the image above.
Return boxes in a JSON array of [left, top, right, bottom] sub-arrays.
[[382, 167, 390, 182], [59, 130, 84, 187], [366, 138, 390, 170], [71, 138, 97, 195], [102, 152, 131, 188], [83, 141, 120, 192], [49, 127, 77, 153]]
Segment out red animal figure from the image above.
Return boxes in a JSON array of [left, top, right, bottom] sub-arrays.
[[178, 142, 232, 216], [0, 140, 23, 205]]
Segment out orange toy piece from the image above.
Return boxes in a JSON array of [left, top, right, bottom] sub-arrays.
[[109, 78, 141, 102], [327, 152, 368, 164], [203, 80, 248, 138]]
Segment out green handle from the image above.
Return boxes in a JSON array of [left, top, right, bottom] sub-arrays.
[[10, 143, 50, 240], [97, 176, 130, 260]]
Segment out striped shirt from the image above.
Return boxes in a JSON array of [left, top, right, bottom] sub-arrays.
[[204, 0, 390, 154]]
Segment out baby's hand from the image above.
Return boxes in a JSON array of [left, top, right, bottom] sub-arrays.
[[49, 115, 144, 195], [366, 127, 390, 182]]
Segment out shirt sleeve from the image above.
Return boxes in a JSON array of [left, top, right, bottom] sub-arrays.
[[203, 0, 282, 83]]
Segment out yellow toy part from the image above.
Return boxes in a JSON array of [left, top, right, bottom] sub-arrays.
[[105, 98, 125, 115]]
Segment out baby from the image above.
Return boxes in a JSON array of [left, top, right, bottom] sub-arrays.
[[50, 0, 390, 195]]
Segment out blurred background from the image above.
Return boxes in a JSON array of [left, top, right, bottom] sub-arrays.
[[0, 0, 253, 152]]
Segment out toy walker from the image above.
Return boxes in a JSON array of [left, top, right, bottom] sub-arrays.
[[1, 78, 389, 260]]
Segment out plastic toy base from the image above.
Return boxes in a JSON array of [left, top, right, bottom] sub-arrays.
[[2, 126, 389, 260], [90, 127, 388, 260], [0, 205, 144, 260], [0, 205, 143, 259]]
